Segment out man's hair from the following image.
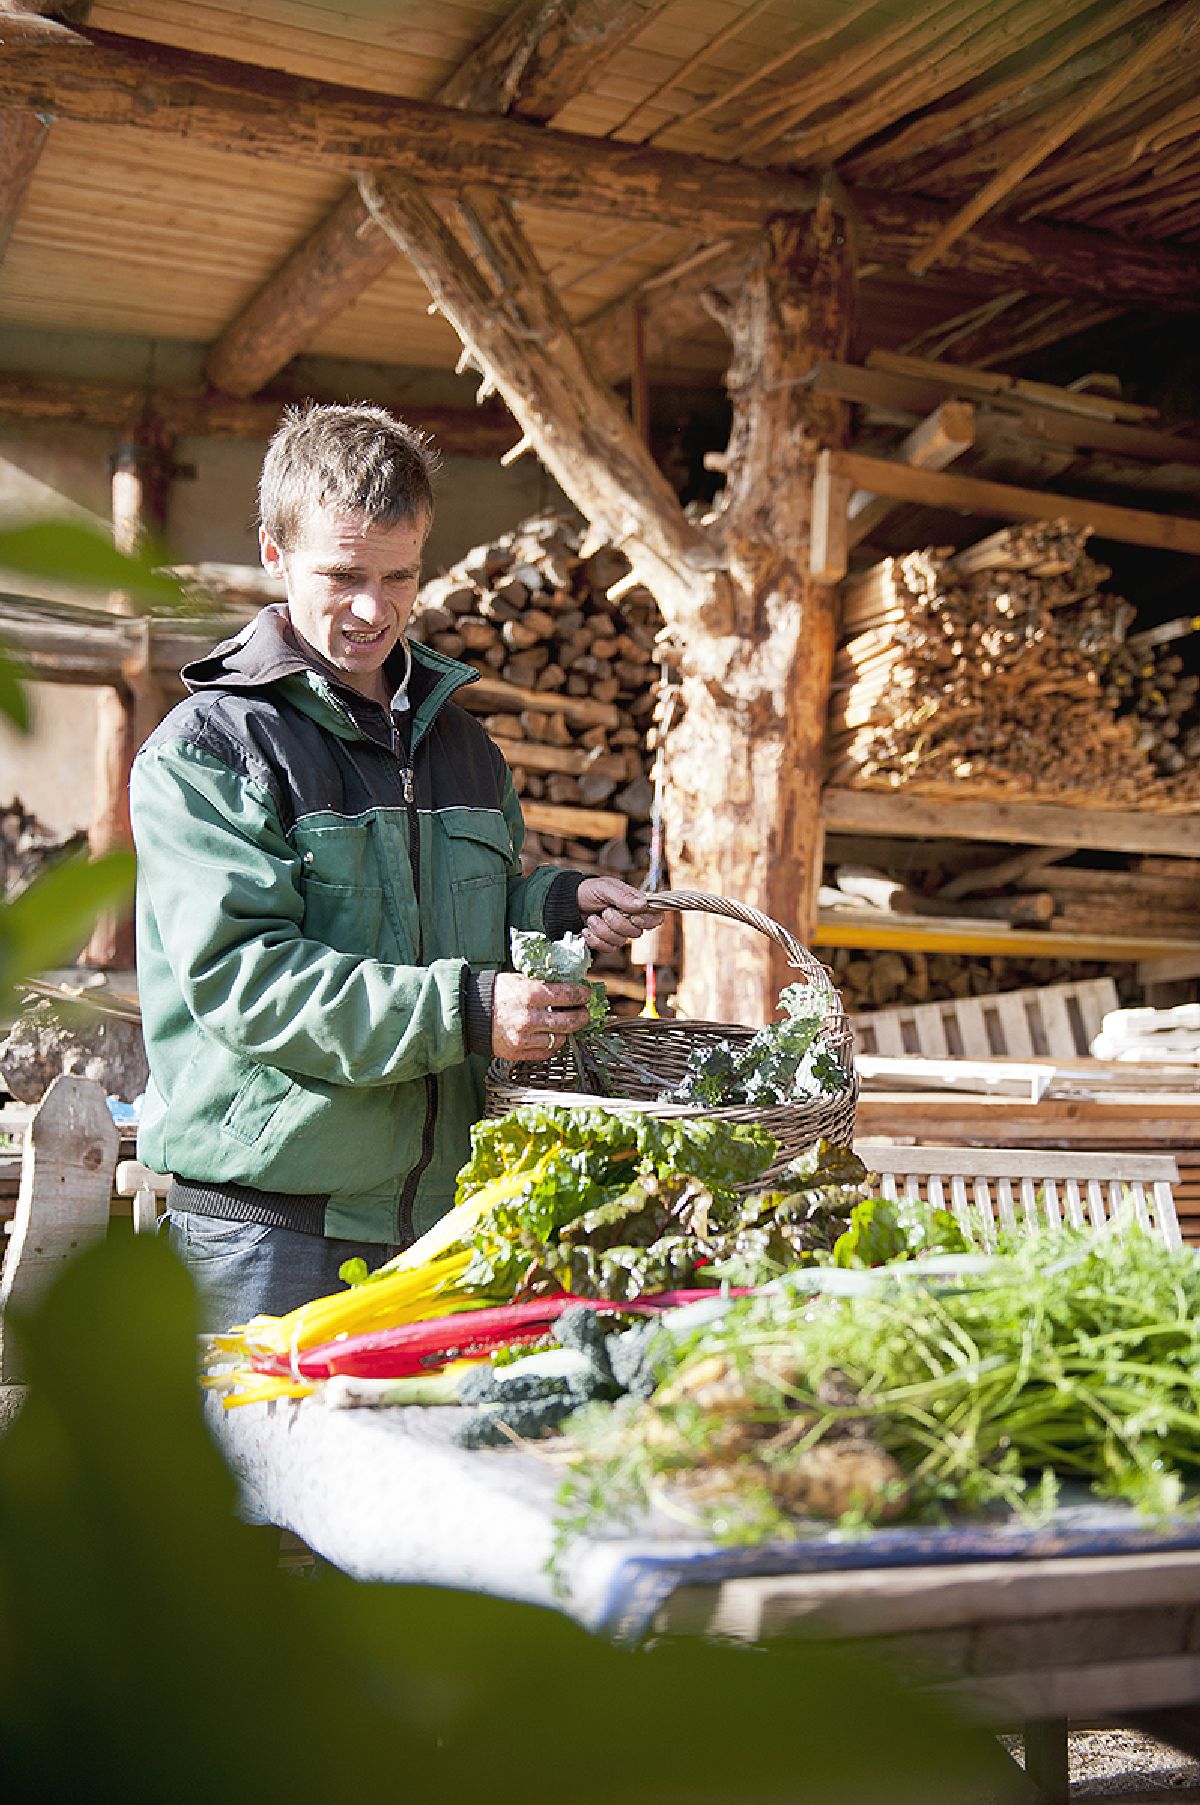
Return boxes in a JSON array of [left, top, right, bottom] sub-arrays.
[[258, 401, 440, 548]]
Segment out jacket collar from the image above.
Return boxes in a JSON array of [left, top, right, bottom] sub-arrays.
[[180, 603, 478, 748]]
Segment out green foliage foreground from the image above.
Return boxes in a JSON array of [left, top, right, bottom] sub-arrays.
[[0, 1235, 1020, 1805]]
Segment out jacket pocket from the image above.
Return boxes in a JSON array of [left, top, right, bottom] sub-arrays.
[[301, 876, 385, 957], [221, 1062, 297, 1146], [441, 810, 511, 965]]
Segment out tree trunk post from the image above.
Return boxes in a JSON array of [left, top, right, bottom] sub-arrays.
[[666, 194, 855, 1022], [84, 425, 172, 969]]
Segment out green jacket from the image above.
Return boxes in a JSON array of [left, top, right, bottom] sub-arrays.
[[131, 606, 580, 1243]]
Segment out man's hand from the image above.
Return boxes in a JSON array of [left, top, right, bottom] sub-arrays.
[[491, 972, 592, 1062], [576, 876, 664, 953]]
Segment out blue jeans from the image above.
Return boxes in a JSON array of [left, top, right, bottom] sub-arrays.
[[165, 1211, 405, 1333]]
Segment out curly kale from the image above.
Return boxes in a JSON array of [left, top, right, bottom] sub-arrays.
[[661, 984, 848, 1110]]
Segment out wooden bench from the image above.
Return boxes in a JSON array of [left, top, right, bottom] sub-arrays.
[[856, 1139, 1182, 1251], [850, 975, 1119, 1060]]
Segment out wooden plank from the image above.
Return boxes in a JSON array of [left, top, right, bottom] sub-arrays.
[[994, 993, 1035, 1060], [0, 1075, 118, 1382], [807, 362, 1200, 467], [829, 448, 1200, 557], [0, 370, 517, 454], [521, 799, 626, 839], [659, 1553, 1200, 1642], [822, 786, 1200, 858], [855, 1141, 1180, 1185], [809, 450, 852, 583], [867, 349, 1160, 424], [845, 399, 975, 548], [815, 911, 1200, 962]]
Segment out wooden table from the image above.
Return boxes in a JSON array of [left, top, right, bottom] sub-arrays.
[[657, 1549, 1200, 1804]]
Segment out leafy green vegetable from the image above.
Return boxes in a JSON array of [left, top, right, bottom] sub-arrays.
[[509, 926, 610, 1039], [833, 1195, 971, 1268], [510, 927, 592, 984], [455, 1105, 776, 1301], [661, 984, 848, 1108]]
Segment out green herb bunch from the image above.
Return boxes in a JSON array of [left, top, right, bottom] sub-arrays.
[[561, 1229, 1200, 1548]]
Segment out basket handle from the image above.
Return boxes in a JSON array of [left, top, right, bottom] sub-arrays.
[[642, 889, 833, 990]]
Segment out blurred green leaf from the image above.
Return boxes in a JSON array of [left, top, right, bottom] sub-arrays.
[[0, 848, 135, 991], [0, 1234, 1020, 1805], [0, 519, 186, 613], [0, 649, 30, 732]]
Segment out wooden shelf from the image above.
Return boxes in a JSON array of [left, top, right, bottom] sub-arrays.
[[823, 786, 1200, 858], [815, 909, 1200, 963]]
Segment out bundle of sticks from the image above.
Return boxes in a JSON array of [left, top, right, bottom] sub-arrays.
[[407, 515, 667, 1000], [828, 522, 1200, 810], [1104, 617, 1200, 781]]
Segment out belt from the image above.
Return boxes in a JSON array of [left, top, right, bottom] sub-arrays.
[[166, 1177, 330, 1238]]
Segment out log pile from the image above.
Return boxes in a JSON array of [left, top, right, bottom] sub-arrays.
[[407, 514, 668, 1001], [828, 522, 1200, 811]]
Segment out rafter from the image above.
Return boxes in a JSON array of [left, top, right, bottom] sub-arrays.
[[0, 0, 91, 266], [2, 21, 1200, 311], [205, 0, 673, 396]]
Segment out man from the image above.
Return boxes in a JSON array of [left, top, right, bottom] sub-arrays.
[[131, 401, 660, 1329]]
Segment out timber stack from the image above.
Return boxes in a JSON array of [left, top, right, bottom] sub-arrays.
[[829, 521, 1200, 811], [407, 514, 667, 1002]]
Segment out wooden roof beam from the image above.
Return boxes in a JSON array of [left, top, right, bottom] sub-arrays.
[[0, 368, 517, 453], [0, 0, 91, 266], [6, 22, 1200, 313], [204, 0, 675, 396]]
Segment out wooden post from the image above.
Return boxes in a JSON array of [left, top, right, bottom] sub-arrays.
[[665, 194, 855, 1021], [83, 424, 172, 969], [0, 1075, 118, 1382]]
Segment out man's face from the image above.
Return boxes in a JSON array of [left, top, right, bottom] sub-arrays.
[[260, 506, 428, 701]]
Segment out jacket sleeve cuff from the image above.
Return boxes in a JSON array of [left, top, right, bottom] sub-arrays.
[[462, 967, 497, 1058], [543, 870, 585, 938]]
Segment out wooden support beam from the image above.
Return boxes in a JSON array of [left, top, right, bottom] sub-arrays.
[[0, 108, 47, 262], [846, 399, 975, 550], [825, 447, 1200, 558], [0, 594, 245, 685], [4, 24, 1200, 309], [909, 1, 1200, 275], [0, 1, 91, 265], [0, 369, 517, 453], [438, 0, 671, 124], [205, 1, 669, 395], [810, 452, 853, 583], [85, 428, 171, 968], [359, 171, 727, 632]]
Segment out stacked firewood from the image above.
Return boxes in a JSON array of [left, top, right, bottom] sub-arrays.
[[407, 514, 667, 1001], [828, 522, 1200, 809], [1103, 622, 1200, 780]]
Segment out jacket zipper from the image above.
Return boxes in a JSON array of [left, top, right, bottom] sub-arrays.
[[393, 720, 436, 1247]]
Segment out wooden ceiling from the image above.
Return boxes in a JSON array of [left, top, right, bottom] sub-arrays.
[[1, 0, 1198, 403]]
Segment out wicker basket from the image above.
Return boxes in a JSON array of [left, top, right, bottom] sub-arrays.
[[484, 889, 858, 1187]]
